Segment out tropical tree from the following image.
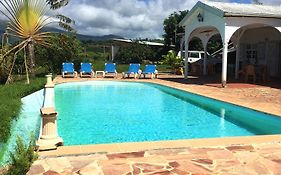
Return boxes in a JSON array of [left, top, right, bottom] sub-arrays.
[[163, 10, 188, 52], [0, 0, 73, 84], [115, 42, 155, 64], [35, 33, 85, 73]]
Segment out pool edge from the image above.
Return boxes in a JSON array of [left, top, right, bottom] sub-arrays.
[[46, 78, 281, 158], [39, 134, 281, 157]]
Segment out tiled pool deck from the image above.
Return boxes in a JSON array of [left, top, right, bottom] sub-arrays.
[[28, 74, 281, 175]]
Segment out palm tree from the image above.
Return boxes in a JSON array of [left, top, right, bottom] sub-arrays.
[[0, 0, 73, 84], [46, 0, 69, 9]]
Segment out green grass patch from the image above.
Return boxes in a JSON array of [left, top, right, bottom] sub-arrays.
[[91, 60, 172, 73], [0, 77, 45, 144], [0, 144, 7, 162]]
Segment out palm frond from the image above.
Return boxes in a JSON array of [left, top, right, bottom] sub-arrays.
[[2, 40, 29, 58], [1, 0, 50, 39], [46, 0, 69, 10]]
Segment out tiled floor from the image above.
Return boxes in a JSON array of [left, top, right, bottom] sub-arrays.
[[27, 74, 281, 175], [29, 142, 281, 175]]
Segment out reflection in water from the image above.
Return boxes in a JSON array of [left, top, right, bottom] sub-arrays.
[[220, 108, 226, 136]]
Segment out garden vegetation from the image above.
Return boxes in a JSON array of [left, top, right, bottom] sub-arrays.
[[0, 78, 45, 143]]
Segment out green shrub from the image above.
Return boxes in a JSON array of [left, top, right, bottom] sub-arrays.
[[115, 42, 155, 64], [4, 135, 38, 175], [162, 50, 183, 73]]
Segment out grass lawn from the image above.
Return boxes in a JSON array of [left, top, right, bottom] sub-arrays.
[[92, 59, 171, 73], [0, 77, 45, 148]]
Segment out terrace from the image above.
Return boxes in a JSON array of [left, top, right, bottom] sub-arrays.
[[27, 74, 281, 175], [0, 0, 280, 174]]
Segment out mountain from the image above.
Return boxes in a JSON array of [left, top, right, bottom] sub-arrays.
[[0, 21, 123, 42], [42, 26, 123, 41]]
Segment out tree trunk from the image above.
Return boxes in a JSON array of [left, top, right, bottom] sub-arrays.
[[5, 53, 17, 85], [24, 51, 30, 84], [27, 41, 35, 77]]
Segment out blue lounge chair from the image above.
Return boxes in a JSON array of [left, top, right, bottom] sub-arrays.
[[103, 63, 117, 78], [141, 64, 158, 79], [80, 63, 94, 78], [122, 63, 141, 79], [62, 62, 77, 78]]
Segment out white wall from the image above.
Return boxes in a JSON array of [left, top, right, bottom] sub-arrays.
[[184, 6, 225, 39]]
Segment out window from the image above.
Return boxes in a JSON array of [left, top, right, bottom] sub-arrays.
[[246, 44, 257, 64], [189, 52, 200, 58]]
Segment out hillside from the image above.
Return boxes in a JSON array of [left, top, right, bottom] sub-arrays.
[[0, 21, 123, 42]]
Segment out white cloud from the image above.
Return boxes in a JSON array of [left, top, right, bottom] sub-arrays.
[[1, 0, 280, 38], [57, 0, 198, 39]]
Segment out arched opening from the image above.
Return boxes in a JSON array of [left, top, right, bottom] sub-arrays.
[[189, 37, 203, 51], [230, 24, 281, 83], [187, 37, 203, 74], [185, 26, 221, 76], [206, 34, 223, 74], [205, 34, 236, 77]]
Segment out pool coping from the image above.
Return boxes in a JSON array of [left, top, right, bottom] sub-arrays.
[[41, 77, 281, 157], [39, 135, 281, 157]]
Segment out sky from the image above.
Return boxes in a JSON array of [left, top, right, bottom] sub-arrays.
[[20, 0, 281, 39]]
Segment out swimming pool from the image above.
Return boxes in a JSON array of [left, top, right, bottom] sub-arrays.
[[55, 81, 281, 146]]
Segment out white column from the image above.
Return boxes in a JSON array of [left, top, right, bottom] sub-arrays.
[[203, 45, 207, 75], [222, 41, 228, 87], [184, 40, 189, 79], [234, 29, 244, 80], [37, 75, 63, 150], [200, 35, 211, 76], [43, 74, 55, 108], [111, 45, 114, 61], [180, 37, 184, 76], [180, 38, 184, 60], [235, 43, 240, 79]]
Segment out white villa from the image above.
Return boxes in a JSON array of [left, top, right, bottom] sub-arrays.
[[179, 1, 281, 87]]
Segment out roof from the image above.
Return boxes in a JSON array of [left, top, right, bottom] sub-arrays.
[[180, 1, 281, 26], [204, 1, 281, 18], [113, 39, 165, 47]]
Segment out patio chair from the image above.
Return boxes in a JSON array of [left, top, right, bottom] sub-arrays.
[[62, 62, 77, 78], [122, 63, 141, 79], [80, 62, 94, 78], [103, 63, 117, 78], [141, 64, 158, 79], [239, 64, 256, 83]]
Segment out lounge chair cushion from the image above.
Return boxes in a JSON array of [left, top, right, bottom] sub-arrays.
[[62, 63, 75, 73], [143, 64, 156, 74], [104, 63, 116, 73], [81, 63, 92, 73]]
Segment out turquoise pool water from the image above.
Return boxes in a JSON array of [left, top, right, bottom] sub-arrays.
[[55, 81, 281, 146]]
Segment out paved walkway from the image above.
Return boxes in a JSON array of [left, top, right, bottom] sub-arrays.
[[27, 74, 281, 175], [29, 142, 281, 174]]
